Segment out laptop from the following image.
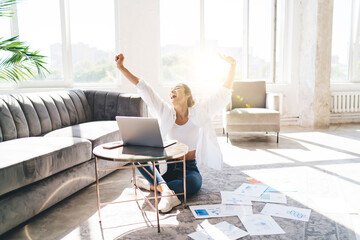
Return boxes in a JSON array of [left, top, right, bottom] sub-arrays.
[[115, 116, 177, 148]]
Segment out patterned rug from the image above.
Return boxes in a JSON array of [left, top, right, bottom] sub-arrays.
[[111, 163, 353, 240]]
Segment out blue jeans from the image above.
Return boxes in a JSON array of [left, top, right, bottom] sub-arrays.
[[135, 159, 202, 197]]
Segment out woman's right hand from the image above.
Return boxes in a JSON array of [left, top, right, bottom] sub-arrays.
[[115, 53, 125, 70], [115, 53, 140, 85]]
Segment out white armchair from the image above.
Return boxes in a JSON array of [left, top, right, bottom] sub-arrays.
[[223, 81, 281, 142]]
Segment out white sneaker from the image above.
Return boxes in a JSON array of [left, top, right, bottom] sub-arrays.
[[158, 190, 181, 213], [131, 175, 151, 191]]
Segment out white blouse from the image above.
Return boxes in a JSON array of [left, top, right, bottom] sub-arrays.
[[168, 119, 199, 151], [135, 79, 231, 170]]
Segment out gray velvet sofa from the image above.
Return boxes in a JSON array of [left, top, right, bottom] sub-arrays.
[[0, 89, 146, 235]]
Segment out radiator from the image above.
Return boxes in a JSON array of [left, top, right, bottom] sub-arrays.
[[331, 92, 360, 113]]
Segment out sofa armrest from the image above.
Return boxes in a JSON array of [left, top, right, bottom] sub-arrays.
[[84, 90, 147, 121], [266, 92, 282, 113]]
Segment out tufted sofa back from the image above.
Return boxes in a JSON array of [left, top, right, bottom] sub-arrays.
[[0, 90, 92, 142], [0, 89, 146, 143]]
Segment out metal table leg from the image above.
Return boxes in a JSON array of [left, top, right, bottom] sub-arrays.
[[152, 161, 160, 233], [183, 155, 187, 208], [95, 157, 105, 240]]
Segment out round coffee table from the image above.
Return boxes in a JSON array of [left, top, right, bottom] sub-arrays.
[[93, 142, 188, 238]]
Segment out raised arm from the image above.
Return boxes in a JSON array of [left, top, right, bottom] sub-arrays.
[[198, 54, 236, 118], [115, 53, 140, 85], [219, 54, 236, 89], [115, 53, 172, 121]]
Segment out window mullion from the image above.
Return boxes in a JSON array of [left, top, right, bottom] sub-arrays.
[[59, 0, 73, 87], [114, 0, 121, 86], [200, 0, 205, 54], [351, 0, 360, 82], [10, 3, 19, 38], [243, 0, 249, 80], [270, 0, 277, 83], [348, 0, 356, 82]]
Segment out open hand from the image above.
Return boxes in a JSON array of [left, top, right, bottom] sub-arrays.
[[218, 53, 236, 65], [115, 53, 125, 70]]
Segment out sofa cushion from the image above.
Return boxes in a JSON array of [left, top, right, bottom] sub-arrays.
[[0, 137, 92, 196], [226, 108, 280, 125], [44, 121, 120, 149]]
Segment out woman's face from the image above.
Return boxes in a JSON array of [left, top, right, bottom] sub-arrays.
[[170, 85, 188, 106]]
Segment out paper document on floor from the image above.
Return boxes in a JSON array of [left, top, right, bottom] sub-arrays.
[[188, 221, 248, 240], [190, 204, 253, 219], [220, 191, 252, 205], [235, 183, 268, 197], [188, 230, 212, 240], [246, 192, 287, 204], [239, 214, 285, 236], [253, 182, 297, 192], [261, 203, 311, 221]]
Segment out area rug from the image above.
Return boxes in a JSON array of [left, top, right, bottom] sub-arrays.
[[112, 164, 353, 240]]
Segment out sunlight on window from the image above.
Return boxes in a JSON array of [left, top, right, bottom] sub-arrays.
[[17, 0, 63, 81], [275, 0, 288, 84], [331, 0, 352, 82], [70, 0, 115, 84], [0, 17, 12, 87], [351, 0, 360, 82], [194, 53, 228, 83], [0, 17, 11, 40], [160, 0, 200, 83], [205, 0, 243, 80], [248, 0, 272, 81]]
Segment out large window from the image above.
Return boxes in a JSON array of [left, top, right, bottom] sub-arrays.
[[160, 0, 200, 83], [0, 17, 12, 87], [160, 0, 289, 84], [70, 0, 115, 83], [1, 0, 116, 86], [248, 0, 272, 80], [205, 0, 243, 81], [0, 17, 11, 40], [17, 0, 63, 81], [331, 0, 360, 83]]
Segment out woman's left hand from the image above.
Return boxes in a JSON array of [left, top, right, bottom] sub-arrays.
[[218, 53, 236, 65]]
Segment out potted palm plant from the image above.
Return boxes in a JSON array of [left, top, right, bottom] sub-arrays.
[[0, 0, 49, 83]]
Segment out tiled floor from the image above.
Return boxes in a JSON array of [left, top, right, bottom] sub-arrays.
[[2, 124, 360, 240]]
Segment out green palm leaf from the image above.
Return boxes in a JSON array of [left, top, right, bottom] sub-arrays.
[[0, 36, 49, 82], [0, 0, 18, 17]]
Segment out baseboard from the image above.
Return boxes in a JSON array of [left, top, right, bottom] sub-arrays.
[[280, 116, 300, 126], [330, 113, 360, 123]]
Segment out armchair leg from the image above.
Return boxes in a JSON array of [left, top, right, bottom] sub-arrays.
[[277, 132, 279, 143], [226, 132, 229, 143]]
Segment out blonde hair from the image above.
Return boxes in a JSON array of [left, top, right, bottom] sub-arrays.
[[179, 83, 195, 107]]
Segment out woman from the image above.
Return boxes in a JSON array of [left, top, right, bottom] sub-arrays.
[[115, 53, 236, 213]]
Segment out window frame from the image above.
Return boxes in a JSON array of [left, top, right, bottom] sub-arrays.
[[348, 0, 360, 83], [159, 0, 290, 85], [331, 0, 360, 84], [1, 0, 120, 89]]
